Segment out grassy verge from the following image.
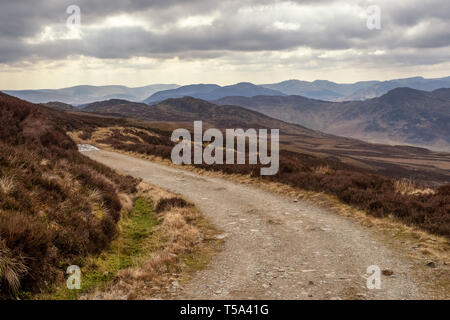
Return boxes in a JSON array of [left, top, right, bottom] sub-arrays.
[[82, 182, 222, 300], [34, 197, 157, 300]]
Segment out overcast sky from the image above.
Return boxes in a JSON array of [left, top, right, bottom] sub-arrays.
[[1, 0, 449, 89]]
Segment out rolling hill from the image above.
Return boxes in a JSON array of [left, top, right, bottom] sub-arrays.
[[84, 96, 315, 134], [215, 88, 450, 151], [40, 101, 78, 111], [144, 82, 285, 103], [261, 79, 378, 101]]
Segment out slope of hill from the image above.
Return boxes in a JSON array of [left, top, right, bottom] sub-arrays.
[[144, 82, 285, 103], [333, 88, 450, 150], [4, 84, 180, 105], [214, 95, 333, 129], [0, 92, 138, 295], [216, 88, 450, 151], [40, 101, 78, 111], [84, 96, 324, 135]]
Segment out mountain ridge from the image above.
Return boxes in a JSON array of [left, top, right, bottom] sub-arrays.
[[215, 88, 450, 151], [4, 76, 450, 105], [144, 82, 285, 104], [4, 84, 180, 105]]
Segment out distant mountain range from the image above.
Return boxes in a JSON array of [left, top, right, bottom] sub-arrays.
[[4, 76, 450, 105], [143, 82, 285, 104], [260, 79, 380, 101], [144, 76, 450, 102], [4, 84, 180, 105], [215, 88, 450, 151], [260, 77, 450, 101], [81, 87, 450, 151]]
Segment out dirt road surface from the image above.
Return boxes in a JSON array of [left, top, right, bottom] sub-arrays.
[[84, 149, 447, 300]]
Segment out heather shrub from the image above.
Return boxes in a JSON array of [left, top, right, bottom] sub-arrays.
[[155, 197, 191, 213], [0, 93, 139, 295]]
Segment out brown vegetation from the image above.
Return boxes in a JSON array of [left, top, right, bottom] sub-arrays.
[[0, 93, 139, 296]]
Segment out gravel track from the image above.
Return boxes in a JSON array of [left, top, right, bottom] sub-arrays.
[[84, 149, 443, 300]]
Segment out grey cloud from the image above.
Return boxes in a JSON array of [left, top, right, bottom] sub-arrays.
[[0, 0, 449, 68]]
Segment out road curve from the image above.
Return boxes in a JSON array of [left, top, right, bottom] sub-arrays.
[[84, 149, 433, 300]]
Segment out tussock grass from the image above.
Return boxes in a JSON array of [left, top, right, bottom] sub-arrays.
[[313, 165, 333, 175], [0, 241, 28, 295], [0, 176, 16, 195], [394, 179, 435, 196]]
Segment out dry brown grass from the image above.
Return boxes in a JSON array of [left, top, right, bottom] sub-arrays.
[[0, 241, 28, 295], [136, 182, 173, 203], [118, 193, 133, 212], [87, 188, 103, 203], [394, 179, 435, 196], [0, 176, 16, 195], [313, 165, 333, 175], [83, 182, 220, 300]]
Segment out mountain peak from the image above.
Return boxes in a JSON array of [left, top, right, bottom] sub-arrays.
[[235, 82, 254, 86], [382, 87, 427, 97]]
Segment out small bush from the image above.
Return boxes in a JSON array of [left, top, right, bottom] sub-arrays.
[[155, 197, 191, 213]]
